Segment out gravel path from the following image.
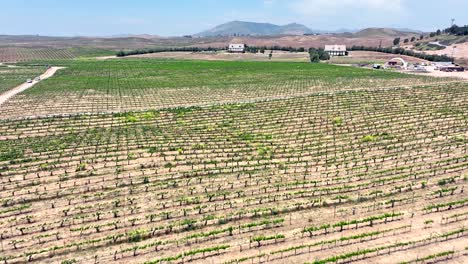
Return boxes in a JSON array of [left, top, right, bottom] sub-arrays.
[[0, 66, 64, 106]]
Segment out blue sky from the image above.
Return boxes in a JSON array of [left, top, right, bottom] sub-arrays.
[[1, 0, 467, 36]]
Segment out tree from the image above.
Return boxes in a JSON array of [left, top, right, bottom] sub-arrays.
[[419, 34, 424, 40], [308, 48, 330, 63], [443, 24, 468, 36], [403, 39, 409, 43], [393, 37, 401, 46], [410, 37, 416, 42], [436, 29, 441, 35], [319, 50, 330, 60], [429, 32, 436, 38], [309, 53, 320, 63]]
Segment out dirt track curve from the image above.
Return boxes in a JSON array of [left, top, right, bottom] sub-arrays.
[[0, 66, 64, 106]]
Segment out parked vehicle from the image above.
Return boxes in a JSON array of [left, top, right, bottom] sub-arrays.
[[26, 79, 33, 83], [34, 77, 41, 82]]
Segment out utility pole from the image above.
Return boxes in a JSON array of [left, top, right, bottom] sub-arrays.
[[449, 19, 457, 59]]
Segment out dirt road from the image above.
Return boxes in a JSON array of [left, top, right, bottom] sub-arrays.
[[96, 55, 117, 60], [0, 66, 64, 106]]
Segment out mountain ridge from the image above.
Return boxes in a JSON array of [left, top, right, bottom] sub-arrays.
[[194, 21, 314, 37], [195, 21, 422, 38]]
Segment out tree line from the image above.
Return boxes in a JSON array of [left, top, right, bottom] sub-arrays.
[[116, 46, 311, 57], [116, 45, 332, 63], [392, 35, 424, 46], [349, 46, 453, 62], [415, 24, 468, 40], [244, 46, 307, 53], [116, 45, 451, 63], [392, 24, 468, 46], [116, 47, 223, 57], [442, 24, 468, 36]]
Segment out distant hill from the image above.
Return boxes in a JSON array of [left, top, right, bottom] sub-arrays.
[[353, 28, 420, 38], [195, 22, 423, 38], [195, 21, 313, 37], [106, 34, 161, 39], [394, 28, 424, 34]]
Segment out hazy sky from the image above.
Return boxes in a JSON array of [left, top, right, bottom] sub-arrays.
[[1, 0, 467, 36]]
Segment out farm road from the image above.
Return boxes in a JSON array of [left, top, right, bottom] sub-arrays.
[[0, 66, 64, 106]]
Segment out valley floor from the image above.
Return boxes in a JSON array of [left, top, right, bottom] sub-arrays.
[[0, 59, 466, 264]]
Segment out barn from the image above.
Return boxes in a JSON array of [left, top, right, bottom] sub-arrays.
[[228, 44, 246, 53], [324, 45, 348, 56]]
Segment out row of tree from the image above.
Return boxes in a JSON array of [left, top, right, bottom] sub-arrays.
[[415, 24, 468, 40], [443, 24, 468, 36], [117, 44, 451, 63], [116, 47, 223, 57], [244, 46, 307, 53], [391, 24, 468, 48], [393, 35, 425, 46], [349, 46, 453, 62], [117, 45, 312, 57]]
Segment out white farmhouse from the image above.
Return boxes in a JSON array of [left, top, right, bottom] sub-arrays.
[[228, 44, 246, 53], [324, 45, 348, 56]]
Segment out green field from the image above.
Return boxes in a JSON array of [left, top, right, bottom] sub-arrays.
[[0, 65, 45, 93], [26, 59, 431, 93], [0, 47, 116, 63], [0, 59, 451, 119], [0, 58, 467, 263]]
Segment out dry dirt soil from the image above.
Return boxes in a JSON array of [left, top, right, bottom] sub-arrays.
[[406, 42, 468, 66], [0, 34, 404, 51], [330, 51, 429, 64], [125, 51, 310, 62], [410, 65, 468, 80], [419, 42, 468, 58]]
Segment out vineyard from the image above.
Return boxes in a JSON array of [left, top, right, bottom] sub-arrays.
[[0, 48, 115, 63], [0, 65, 44, 94], [0, 59, 467, 263], [0, 59, 456, 119]]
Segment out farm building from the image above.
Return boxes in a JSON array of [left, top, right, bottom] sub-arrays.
[[324, 45, 348, 56], [385, 58, 408, 70], [228, 44, 246, 53], [439, 65, 465, 72], [432, 62, 455, 70]]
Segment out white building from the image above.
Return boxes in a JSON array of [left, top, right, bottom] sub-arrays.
[[228, 44, 246, 53], [324, 45, 347, 56], [432, 62, 454, 70]]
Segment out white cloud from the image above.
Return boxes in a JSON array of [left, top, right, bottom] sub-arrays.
[[290, 0, 404, 15]]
